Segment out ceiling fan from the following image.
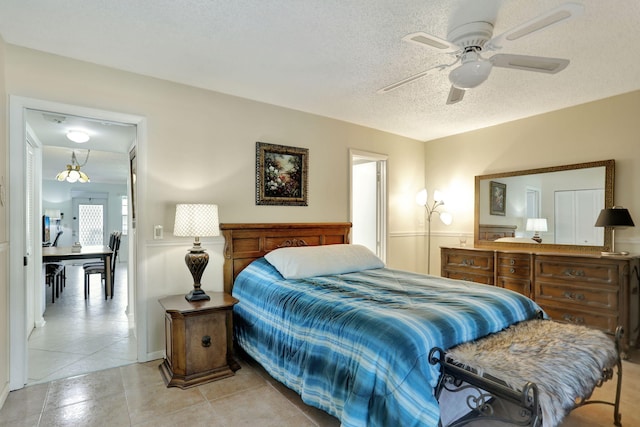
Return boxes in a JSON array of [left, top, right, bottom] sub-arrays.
[[378, 2, 584, 104]]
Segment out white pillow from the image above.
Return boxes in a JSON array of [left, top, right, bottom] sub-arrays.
[[494, 237, 540, 243], [264, 244, 385, 279]]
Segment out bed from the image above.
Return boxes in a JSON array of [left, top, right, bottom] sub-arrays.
[[221, 222, 621, 427]]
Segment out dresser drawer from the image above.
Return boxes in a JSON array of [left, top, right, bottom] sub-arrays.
[[535, 258, 620, 286], [535, 282, 618, 311], [444, 270, 493, 285], [441, 249, 493, 272], [497, 277, 530, 297], [497, 254, 530, 279], [538, 303, 618, 335]]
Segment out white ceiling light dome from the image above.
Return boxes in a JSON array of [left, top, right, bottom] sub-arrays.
[[449, 50, 493, 89], [66, 130, 90, 143]]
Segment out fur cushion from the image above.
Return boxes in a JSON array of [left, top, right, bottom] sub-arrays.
[[445, 319, 618, 427]]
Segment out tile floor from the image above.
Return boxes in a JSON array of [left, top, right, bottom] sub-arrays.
[[27, 262, 136, 385], [2, 347, 638, 427], [2, 265, 637, 426]]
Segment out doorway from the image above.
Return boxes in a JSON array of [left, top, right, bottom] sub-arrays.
[[8, 96, 146, 390], [349, 149, 388, 262]]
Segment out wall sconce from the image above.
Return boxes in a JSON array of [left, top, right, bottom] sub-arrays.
[[595, 207, 635, 255], [417, 188, 452, 274], [174, 204, 220, 301], [525, 218, 548, 243]]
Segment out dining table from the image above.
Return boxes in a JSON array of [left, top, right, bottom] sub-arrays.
[[42, 245, 114, 298]]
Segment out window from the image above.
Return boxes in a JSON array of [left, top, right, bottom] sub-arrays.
[[121, 196, 128, 236]]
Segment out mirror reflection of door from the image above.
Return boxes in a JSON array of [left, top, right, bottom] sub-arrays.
[[72, 195, 108, 246]]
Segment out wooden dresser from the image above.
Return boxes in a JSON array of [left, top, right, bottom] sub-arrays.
[[441, 247, 640, 354]]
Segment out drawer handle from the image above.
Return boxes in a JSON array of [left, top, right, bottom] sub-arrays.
[[563, 291, 585, 301], [510, 268, 515, 274], [202, 335, 212, 348], [563, 269, 585, 277], [510, 259, 515, 265], [462, 259, 475, 266], [562, 314, 585, 324]]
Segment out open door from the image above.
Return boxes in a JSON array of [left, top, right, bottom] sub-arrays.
[[349, 149, 387, 262]]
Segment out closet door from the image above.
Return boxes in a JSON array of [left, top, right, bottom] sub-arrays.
[[554, 189, 604, 245]]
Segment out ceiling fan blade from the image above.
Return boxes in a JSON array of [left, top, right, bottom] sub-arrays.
[[446, 86, 465, 105], [490, 54, 569, 74], [486, 2, 585, 51], [377, 64, 450, 94], [402, 32, 460, 53]]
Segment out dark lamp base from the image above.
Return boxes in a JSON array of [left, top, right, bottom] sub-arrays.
[[185, 289, 210, 302]]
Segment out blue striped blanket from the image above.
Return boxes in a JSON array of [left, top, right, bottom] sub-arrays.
[[232, 258, 542, 426]]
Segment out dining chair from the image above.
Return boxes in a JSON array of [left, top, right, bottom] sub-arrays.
[[83, 232, 121, 300], [44, 230, 66, 302]]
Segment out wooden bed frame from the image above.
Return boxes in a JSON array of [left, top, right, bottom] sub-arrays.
[[218, 222, 622, 427], [220, 222, 352, 294]]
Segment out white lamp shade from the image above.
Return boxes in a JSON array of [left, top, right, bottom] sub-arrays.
[[440, 211, 453, 225], [174, 204, 220, 237], [526, 218, 548, 232], [416, 188, 428, 206]]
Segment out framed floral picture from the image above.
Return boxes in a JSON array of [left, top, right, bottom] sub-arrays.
[[256, 142, 308, 206], [490, 181, 506, 216]]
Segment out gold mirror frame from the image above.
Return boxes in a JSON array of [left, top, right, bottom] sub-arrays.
[[474, 159, 615, 253]]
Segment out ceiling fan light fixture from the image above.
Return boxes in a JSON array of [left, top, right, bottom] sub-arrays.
[[66, 130, 90, 143], [449, 59, 492, 89]]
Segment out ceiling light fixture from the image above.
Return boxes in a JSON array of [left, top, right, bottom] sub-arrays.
[[449, 49, 492, 89], [66, 130, 90, 143], [56, 150, 91, 183]]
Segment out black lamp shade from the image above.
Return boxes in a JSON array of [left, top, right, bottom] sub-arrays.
[[594, 208, 635, 227]]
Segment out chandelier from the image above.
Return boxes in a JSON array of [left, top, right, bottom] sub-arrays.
[[56, 150, 91, 183]]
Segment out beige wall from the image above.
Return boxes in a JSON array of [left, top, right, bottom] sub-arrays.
[[3, 45, 426, 360], [0, 36, 9, 403], [424, 90, 640, 269], [3, 41, 638, 372]]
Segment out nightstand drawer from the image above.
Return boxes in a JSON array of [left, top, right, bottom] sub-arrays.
[[535, 282, 618, 311]]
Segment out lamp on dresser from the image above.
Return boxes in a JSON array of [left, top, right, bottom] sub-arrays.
[[595, 206, 635, 255], [526, 218, 548, 243], [173, 203, 220, 301], [416, 188, 452, 274]]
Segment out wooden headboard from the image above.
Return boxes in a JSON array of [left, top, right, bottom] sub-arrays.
[[220, 222, 352, 294], [478, 224, 517, 241]]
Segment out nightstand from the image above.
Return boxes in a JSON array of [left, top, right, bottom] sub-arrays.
[[158, 292, 239, 388]]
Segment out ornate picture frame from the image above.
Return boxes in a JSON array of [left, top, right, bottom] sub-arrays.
[[256, 142, 308, 206], [490, 181, 506, 216]]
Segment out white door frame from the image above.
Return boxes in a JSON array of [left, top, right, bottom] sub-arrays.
[[8, 96, 148, 390], [349, 149, 388, 262]]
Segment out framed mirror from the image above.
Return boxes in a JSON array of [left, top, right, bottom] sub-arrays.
[[474, 159, 615, 252]]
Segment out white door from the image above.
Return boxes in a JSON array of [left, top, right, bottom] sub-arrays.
[[554, 189, 604, 245], [25, 137, 36, 337], [350, 149, 387, 262], [73, 196, 108, 246]]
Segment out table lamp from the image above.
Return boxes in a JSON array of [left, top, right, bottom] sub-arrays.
[[526, 218, 548, 243], [174, 204, 220, 301], [595, 207, 635, 255]]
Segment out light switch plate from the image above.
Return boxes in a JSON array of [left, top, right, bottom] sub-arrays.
[[154, 225, 163, 240]]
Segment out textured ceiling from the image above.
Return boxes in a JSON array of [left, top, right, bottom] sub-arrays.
[[2, 0, 640, 147]]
